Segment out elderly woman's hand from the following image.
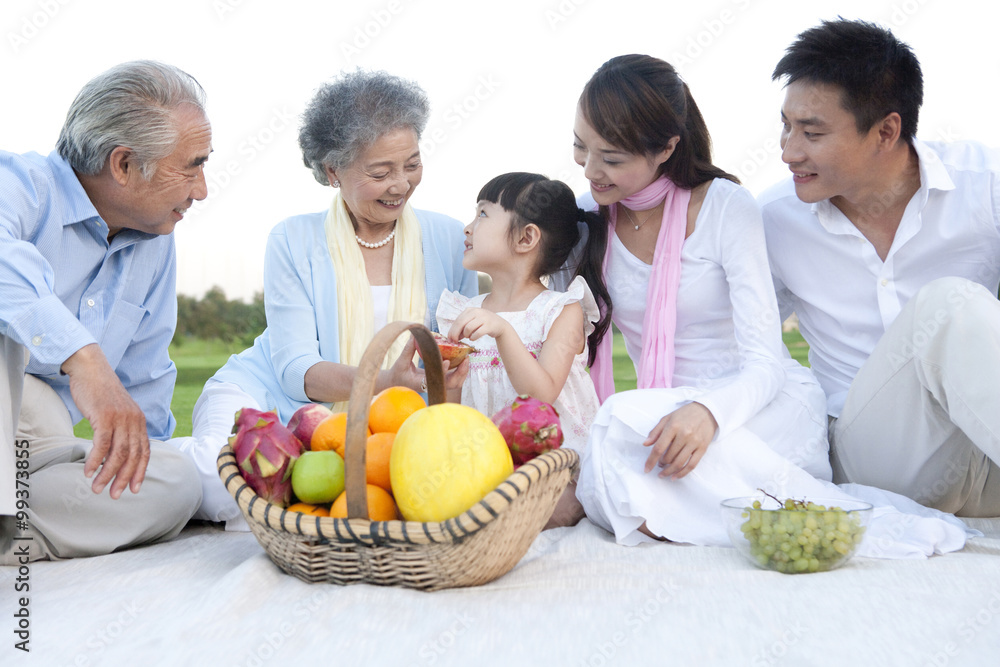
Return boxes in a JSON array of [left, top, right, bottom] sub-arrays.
[[381, 335, 425, 394], [442, 356, 470, 403]]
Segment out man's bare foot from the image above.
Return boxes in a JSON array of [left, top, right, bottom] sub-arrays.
[[543, 481, 586, 530]]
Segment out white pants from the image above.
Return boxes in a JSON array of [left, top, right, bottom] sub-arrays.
[[577, 378, 830, 546], [0, 335, 202, 563], [168, 379, 258, 528], [832, 277, 1000, 517]]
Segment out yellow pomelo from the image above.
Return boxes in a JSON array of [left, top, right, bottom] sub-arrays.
[[390, 403, 513, 522]]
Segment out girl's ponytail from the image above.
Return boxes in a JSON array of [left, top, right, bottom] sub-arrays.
[[575, 208, 612, 368]]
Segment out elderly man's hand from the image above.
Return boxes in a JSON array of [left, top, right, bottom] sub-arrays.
[[61, 344, 150, 499]]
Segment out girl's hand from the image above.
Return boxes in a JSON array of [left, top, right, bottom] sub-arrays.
[[449, 307, 511, 342], [642, 402, 718, 479]]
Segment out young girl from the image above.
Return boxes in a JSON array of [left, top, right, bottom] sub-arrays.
[[435, 172, 611, 454]]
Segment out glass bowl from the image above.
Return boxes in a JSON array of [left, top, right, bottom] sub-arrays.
[[720, 495, 873, 574]]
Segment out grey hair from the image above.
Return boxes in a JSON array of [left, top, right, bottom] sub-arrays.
[[56, 60, 207, 179], [299, 70, 429, 185]]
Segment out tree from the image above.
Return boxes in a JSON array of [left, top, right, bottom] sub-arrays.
[[173, 286, 266, 345]]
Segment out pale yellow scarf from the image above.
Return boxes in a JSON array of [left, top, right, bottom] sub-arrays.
[[325, 193, 426, 411]]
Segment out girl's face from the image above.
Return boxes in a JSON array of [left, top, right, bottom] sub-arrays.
[[462, 200, 514, 273], [572, 108, 676, 207]]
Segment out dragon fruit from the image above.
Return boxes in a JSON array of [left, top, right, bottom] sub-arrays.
[[229, 407, 303, 506], [491, 395, 563, 467]]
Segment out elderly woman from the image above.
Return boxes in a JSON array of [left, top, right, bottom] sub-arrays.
[[174, 71, 477, 527]]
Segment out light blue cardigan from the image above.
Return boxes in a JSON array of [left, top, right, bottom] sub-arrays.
[[210, 207, 477, 422]]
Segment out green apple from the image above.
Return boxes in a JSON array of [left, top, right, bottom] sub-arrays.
[[291, 450, 345, 504]]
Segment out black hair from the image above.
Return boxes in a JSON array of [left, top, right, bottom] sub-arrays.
[[477, 172, 612, 367], [579, 54, 738, 189], [772, 18, 923, 143]]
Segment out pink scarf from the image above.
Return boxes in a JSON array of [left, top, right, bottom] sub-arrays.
[[591, 176, 691, 402]]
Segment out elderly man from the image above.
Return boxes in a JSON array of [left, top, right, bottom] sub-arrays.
[[0, 61, 209, 562]]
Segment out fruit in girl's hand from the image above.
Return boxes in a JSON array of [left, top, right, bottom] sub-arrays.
[[329, 484, 399, 521], [287, 403, 335, 449], [230, 407, 303, 507], [290, 450, 346, 505], [491, 395, 564, 467], [430, 332, 476, 364], [390, 403, 513, 522], [369, 387, 427, 434]]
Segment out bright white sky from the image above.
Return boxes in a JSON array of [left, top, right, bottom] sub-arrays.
[[2, 0, 997, 301]]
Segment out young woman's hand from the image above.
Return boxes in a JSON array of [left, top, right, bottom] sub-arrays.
[[642, 402, 719, 479], [448, 307, 512, 342]]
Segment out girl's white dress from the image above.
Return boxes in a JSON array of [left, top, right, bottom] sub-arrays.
[[436, 276, 601, 453], [575, 179, 834, 546]]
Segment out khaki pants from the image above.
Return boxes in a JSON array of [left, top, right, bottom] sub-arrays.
[[0, 335, 202, 563], [831, 277, 1000, 517]]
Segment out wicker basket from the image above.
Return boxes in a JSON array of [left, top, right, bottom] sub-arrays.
[[217, 321, 579, 591]]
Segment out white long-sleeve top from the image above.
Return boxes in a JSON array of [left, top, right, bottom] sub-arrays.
[[759, 140, 1000, 417], [600, 178, 815, 440]]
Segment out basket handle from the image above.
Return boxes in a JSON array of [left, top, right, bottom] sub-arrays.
[[345, 321, 446, 519]]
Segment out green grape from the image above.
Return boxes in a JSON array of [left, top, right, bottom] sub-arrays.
[[736, 495, 867, 574]]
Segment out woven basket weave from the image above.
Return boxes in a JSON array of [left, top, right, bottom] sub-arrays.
[[217, 321, 579, 591]]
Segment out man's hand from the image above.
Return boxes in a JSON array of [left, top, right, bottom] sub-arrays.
[[61, 344, 150, 498]]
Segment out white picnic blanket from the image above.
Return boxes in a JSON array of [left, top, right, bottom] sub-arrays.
[[3, 516, 999, 666]]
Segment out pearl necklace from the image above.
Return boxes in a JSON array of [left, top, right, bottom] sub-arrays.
[[621, 204, 658, 231], [356, 227, 395, 249]]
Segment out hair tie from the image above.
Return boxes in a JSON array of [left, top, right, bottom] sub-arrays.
[[577, 207, 587, 221]]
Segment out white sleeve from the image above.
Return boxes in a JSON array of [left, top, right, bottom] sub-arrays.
[[693, 186, 786, 440]]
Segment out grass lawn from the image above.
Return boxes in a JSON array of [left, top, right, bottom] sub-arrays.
[[74, 330, 812, 439], [613, 328, 811, 391], [73, 338, 244, 439]]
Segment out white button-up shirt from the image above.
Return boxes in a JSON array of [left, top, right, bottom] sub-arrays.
[[759, 140, 1000, 417]]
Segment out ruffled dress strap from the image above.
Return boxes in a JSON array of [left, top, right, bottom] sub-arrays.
[[537, 275, 600, 339], [434, 289, 480, 336]]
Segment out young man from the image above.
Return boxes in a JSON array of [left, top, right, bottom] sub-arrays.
[[760, 19, 1000, 517], [0, 61, 211, 562]]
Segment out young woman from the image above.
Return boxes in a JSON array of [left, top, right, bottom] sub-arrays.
[[567, 55, 831, 545]]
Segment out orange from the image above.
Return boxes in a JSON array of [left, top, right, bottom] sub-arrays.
[[368, 386, 426, 434], [329, 484, 399, 521], [366, 432, 395, 493], [311, 412, 371, 457], [285, 502, 330, 517]]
